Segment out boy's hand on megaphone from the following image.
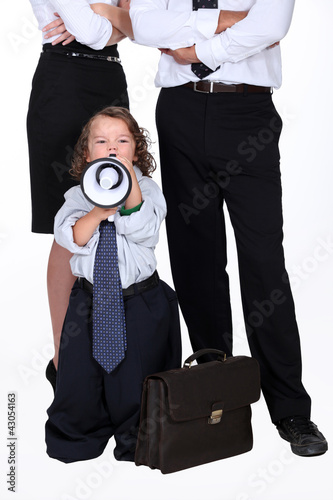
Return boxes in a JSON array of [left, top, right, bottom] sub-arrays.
[[116, 154, 134, 173], [116, 154, 143, 211], [91, 206, 118, 222]]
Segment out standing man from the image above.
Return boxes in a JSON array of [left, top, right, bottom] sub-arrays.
[[130, 0, 328, 457]]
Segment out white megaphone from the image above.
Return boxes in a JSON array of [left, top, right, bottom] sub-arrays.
[[80, 155, 132, 209]]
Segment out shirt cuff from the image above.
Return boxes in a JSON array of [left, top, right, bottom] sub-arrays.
[[195, 34, 228, 70], [54, 214, 100, 255], [194, 10, 220, 40], [87, 21, 113, 50], [120, 201, 143, 216]]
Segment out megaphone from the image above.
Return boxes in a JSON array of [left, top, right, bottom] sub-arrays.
[[80, 155, 132, 208]]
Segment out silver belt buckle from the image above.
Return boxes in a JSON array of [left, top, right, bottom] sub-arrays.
[[107, 56, 121, 64], [193, 81, 214, 93]]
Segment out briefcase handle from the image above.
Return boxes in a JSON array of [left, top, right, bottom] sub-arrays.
[[184, 349, 227, 368]]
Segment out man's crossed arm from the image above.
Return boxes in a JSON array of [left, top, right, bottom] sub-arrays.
[[130, 1, 295, 69]]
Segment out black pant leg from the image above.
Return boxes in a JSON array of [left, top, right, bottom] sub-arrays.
[[156, 87, 233, 358], [45, 282, 114, 463], [103, 280, 182, 461], [208, 93, 311, 422]]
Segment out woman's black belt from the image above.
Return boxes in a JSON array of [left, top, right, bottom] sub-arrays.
[[42, 46, 121, 64]]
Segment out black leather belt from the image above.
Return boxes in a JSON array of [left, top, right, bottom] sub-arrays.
[[78, 270, 159, 297], [43, 47, 121, 64], [183, 81, 271, 94]]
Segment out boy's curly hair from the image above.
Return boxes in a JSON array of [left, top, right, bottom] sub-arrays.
[[70, 107, 156, 180]]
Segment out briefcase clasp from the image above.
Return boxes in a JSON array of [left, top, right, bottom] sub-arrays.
[[208, 409, 223, 425]]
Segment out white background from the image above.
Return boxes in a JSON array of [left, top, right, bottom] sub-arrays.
[[1, 1, 332, 499]]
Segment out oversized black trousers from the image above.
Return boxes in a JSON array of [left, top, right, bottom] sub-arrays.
[[45, 278, 181, 463], [156, 86, 311, 423]]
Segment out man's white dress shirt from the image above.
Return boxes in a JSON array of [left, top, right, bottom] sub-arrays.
[[130, 0, 295, 88]]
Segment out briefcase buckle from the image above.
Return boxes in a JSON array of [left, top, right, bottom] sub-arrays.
[[208, 409, 223, 425]]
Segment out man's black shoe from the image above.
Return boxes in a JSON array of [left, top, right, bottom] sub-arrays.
[[45, 359, 57, 393], [276, 416, 328, 456]]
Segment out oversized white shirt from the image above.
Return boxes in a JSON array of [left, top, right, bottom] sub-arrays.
[[54, 167, 166, 288], [29, 0, 118, 50], [130, 0, 295, 88]]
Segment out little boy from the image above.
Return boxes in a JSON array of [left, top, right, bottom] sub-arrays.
[[45, 107, 181, 463]]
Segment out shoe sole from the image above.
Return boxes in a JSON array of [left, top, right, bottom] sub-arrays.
[[290, 442, 328, 457]]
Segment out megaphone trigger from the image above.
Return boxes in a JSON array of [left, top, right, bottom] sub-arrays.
[[80, 157, 132, 209]]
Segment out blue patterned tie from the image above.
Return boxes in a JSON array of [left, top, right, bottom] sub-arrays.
[[92, 220, 127, 373], [191, 0, 220, 79]]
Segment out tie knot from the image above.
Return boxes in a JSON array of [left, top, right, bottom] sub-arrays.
[[100, 219, 112, 227], [99, 219, 115, 236]]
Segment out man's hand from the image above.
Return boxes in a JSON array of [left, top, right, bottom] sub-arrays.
[[42, 13, 75, 45], [159, 45, 200, 65], [216, 10, 248, 34]]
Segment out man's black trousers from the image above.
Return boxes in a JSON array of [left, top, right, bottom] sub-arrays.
[[156, 86, 311, 423]]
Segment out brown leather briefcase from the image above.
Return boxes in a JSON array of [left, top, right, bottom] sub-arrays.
[[135, 349, 261, 474]]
